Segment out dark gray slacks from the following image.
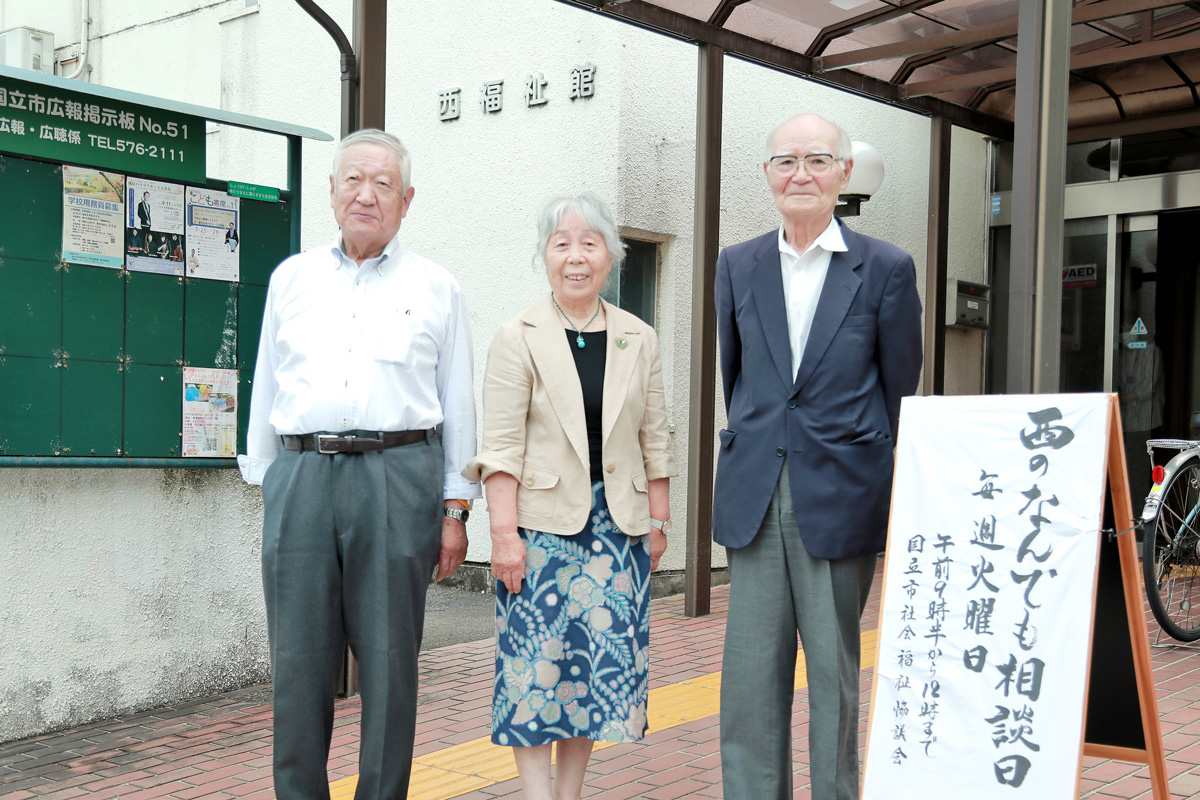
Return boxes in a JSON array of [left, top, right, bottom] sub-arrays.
[[720, 463, 876, 800], [261, 438, 443, 800]]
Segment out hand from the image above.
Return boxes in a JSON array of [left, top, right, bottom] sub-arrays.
[[648, 528, 668, 571], [491, 532, 528, 594], [436, 516, 468, 581]]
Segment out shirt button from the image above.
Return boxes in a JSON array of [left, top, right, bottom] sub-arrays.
[[606, 464, 616, 473], [787, 399, 797, 409], [525, 477, 535, 487], [776, 447, 785, 457]]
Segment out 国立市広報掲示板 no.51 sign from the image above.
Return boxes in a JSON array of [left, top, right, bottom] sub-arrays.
[[0, 74, 205, 184]]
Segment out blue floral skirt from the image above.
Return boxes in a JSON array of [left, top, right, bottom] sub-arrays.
[[492, 482, 652, 746]]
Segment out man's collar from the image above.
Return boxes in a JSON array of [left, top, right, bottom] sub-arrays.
[[332, 231, 403, 274], [777, 216, 846, 260]]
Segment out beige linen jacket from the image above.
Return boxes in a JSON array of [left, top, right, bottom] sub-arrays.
[[463, 295, 676, 536]]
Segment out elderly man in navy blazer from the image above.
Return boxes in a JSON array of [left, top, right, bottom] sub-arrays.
[[715, 113, 922, 800]]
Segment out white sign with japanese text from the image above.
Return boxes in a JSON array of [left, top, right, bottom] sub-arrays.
[[185, 187, 240, 282], [182, 367, 238, 457], [863, 393, 1110, 799], [61, 166, 124, 269], [126, 177, 185, 276]]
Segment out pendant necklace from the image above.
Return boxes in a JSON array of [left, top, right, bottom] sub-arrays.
[[552, 294, 602, 349]]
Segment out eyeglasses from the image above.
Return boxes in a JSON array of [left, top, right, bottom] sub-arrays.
[[767, 153, 843, 177]]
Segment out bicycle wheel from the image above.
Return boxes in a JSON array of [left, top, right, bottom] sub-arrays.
[[1144, 460, 1200, 641]]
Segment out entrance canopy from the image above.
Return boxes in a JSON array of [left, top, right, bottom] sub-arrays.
[[561, 0, 1200, 143], [556, 0, 1199, 614]]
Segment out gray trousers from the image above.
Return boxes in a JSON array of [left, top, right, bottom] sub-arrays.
[[261, 437, 444, 800], [720, 464, 876, 800]]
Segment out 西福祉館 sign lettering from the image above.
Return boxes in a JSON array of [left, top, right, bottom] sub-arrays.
[[0, 74, 205, 184]]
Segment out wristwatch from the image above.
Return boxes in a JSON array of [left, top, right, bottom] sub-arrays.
[[443, 507, 469, 524], [649, 516, 671, 536]]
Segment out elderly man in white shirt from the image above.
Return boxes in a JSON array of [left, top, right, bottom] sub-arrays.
[[239, 128, 479, 800]]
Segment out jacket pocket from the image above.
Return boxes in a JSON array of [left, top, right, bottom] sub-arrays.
[[516, 463, 560, 518]]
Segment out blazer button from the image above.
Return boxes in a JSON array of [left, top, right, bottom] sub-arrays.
[[776, 447, 785, 457], [787, 399, 797, 409], [606, 464, 616, 473]]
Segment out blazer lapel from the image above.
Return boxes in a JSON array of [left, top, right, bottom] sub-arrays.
[[747, 233, 795, 390], [601, 303, 642, 448], [793, 240, 863, 394], [522, 296, 590, 468]]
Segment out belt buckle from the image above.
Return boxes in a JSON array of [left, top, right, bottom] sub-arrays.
[[317, 434, 349, 454]]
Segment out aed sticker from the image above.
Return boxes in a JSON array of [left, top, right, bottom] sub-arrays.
[[1062, 264, 1097, 288]]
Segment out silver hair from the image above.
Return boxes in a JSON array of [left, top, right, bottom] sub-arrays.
[[331, 129, 412, 191], [534, 191, 627, 268], [763, 115, 854, 165]]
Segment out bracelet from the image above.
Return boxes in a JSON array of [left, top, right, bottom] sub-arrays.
[[452, 498, 471, 510]]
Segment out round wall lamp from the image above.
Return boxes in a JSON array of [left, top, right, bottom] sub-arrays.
[[838, 140, 885, 217]]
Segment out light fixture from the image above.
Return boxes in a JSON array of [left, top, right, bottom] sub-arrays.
[[837, 140, 885, 217]]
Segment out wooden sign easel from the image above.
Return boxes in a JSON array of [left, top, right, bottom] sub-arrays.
[[1081, 395, 1167, 798], [862, 394, 1168, 799]]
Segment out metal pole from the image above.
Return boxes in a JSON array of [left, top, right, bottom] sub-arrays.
[[923, 116, 950, 396], [353, 0, 386, 130], [287, 134, 302, 254], [1010, 0, 1071, 394], [684, 42, 723, 618]]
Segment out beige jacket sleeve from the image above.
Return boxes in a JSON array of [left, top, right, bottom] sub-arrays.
[[461, 319, 530, 485]]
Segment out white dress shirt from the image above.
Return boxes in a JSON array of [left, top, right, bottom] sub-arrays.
[[778, 218, 847, 378], [237, 233, 481, 501]]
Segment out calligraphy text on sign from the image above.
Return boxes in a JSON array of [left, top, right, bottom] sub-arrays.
[[864, 394, 1108, 800]]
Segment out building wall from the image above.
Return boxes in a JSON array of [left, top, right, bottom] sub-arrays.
[[0, 0, 988, 742]]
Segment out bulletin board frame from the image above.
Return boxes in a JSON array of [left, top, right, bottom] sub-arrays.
[[0, 64, 331, 468]]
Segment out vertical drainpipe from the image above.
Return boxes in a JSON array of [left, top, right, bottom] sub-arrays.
[[63, 0, 91, 80], [293, 0, 359, 138]]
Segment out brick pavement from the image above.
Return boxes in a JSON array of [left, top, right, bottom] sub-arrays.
[[3, 561, 1200, 799]]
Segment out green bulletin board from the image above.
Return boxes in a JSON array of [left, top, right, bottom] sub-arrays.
[[0, 152, 293, 461]]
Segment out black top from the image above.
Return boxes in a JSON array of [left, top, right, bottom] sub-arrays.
[[567, 329, 607, 482]]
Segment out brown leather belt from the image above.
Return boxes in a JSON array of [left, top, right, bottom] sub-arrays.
[[281, 429, 434, 454]]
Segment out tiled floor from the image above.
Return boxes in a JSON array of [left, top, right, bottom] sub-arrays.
[[3, 560, 1199, 799]]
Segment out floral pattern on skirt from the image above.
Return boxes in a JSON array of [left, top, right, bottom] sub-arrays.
[[492, 481, 651, 746]]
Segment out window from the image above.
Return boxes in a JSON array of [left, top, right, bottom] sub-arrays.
[[602, 238, 657, 326]]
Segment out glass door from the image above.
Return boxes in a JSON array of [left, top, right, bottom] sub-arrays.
[[1059, 216, 1110, 393], [1114, 216, 1161, 503]]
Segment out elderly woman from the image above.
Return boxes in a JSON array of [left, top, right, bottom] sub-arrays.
[[464, 192, 675, 800]]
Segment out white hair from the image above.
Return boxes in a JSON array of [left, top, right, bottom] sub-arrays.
[[331, 129, 412, 190], [534, 191, 627, 268], [763, 115, 853, 164]]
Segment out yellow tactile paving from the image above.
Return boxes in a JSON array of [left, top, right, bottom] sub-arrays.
[[323, 626, 879, 800]]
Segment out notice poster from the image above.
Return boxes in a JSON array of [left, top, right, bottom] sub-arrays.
[[862, 394, 1109, 800], [185, 187, 240, 282], [182, 367, 238, 457], [126, 177, 185, 276], [62, 166, 125, 268]]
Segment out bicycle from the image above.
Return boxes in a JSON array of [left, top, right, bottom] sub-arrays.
[[1139, 438, 1200, 642]]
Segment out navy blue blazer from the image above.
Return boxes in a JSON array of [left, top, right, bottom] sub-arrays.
[[713, 221, 923, 559]]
